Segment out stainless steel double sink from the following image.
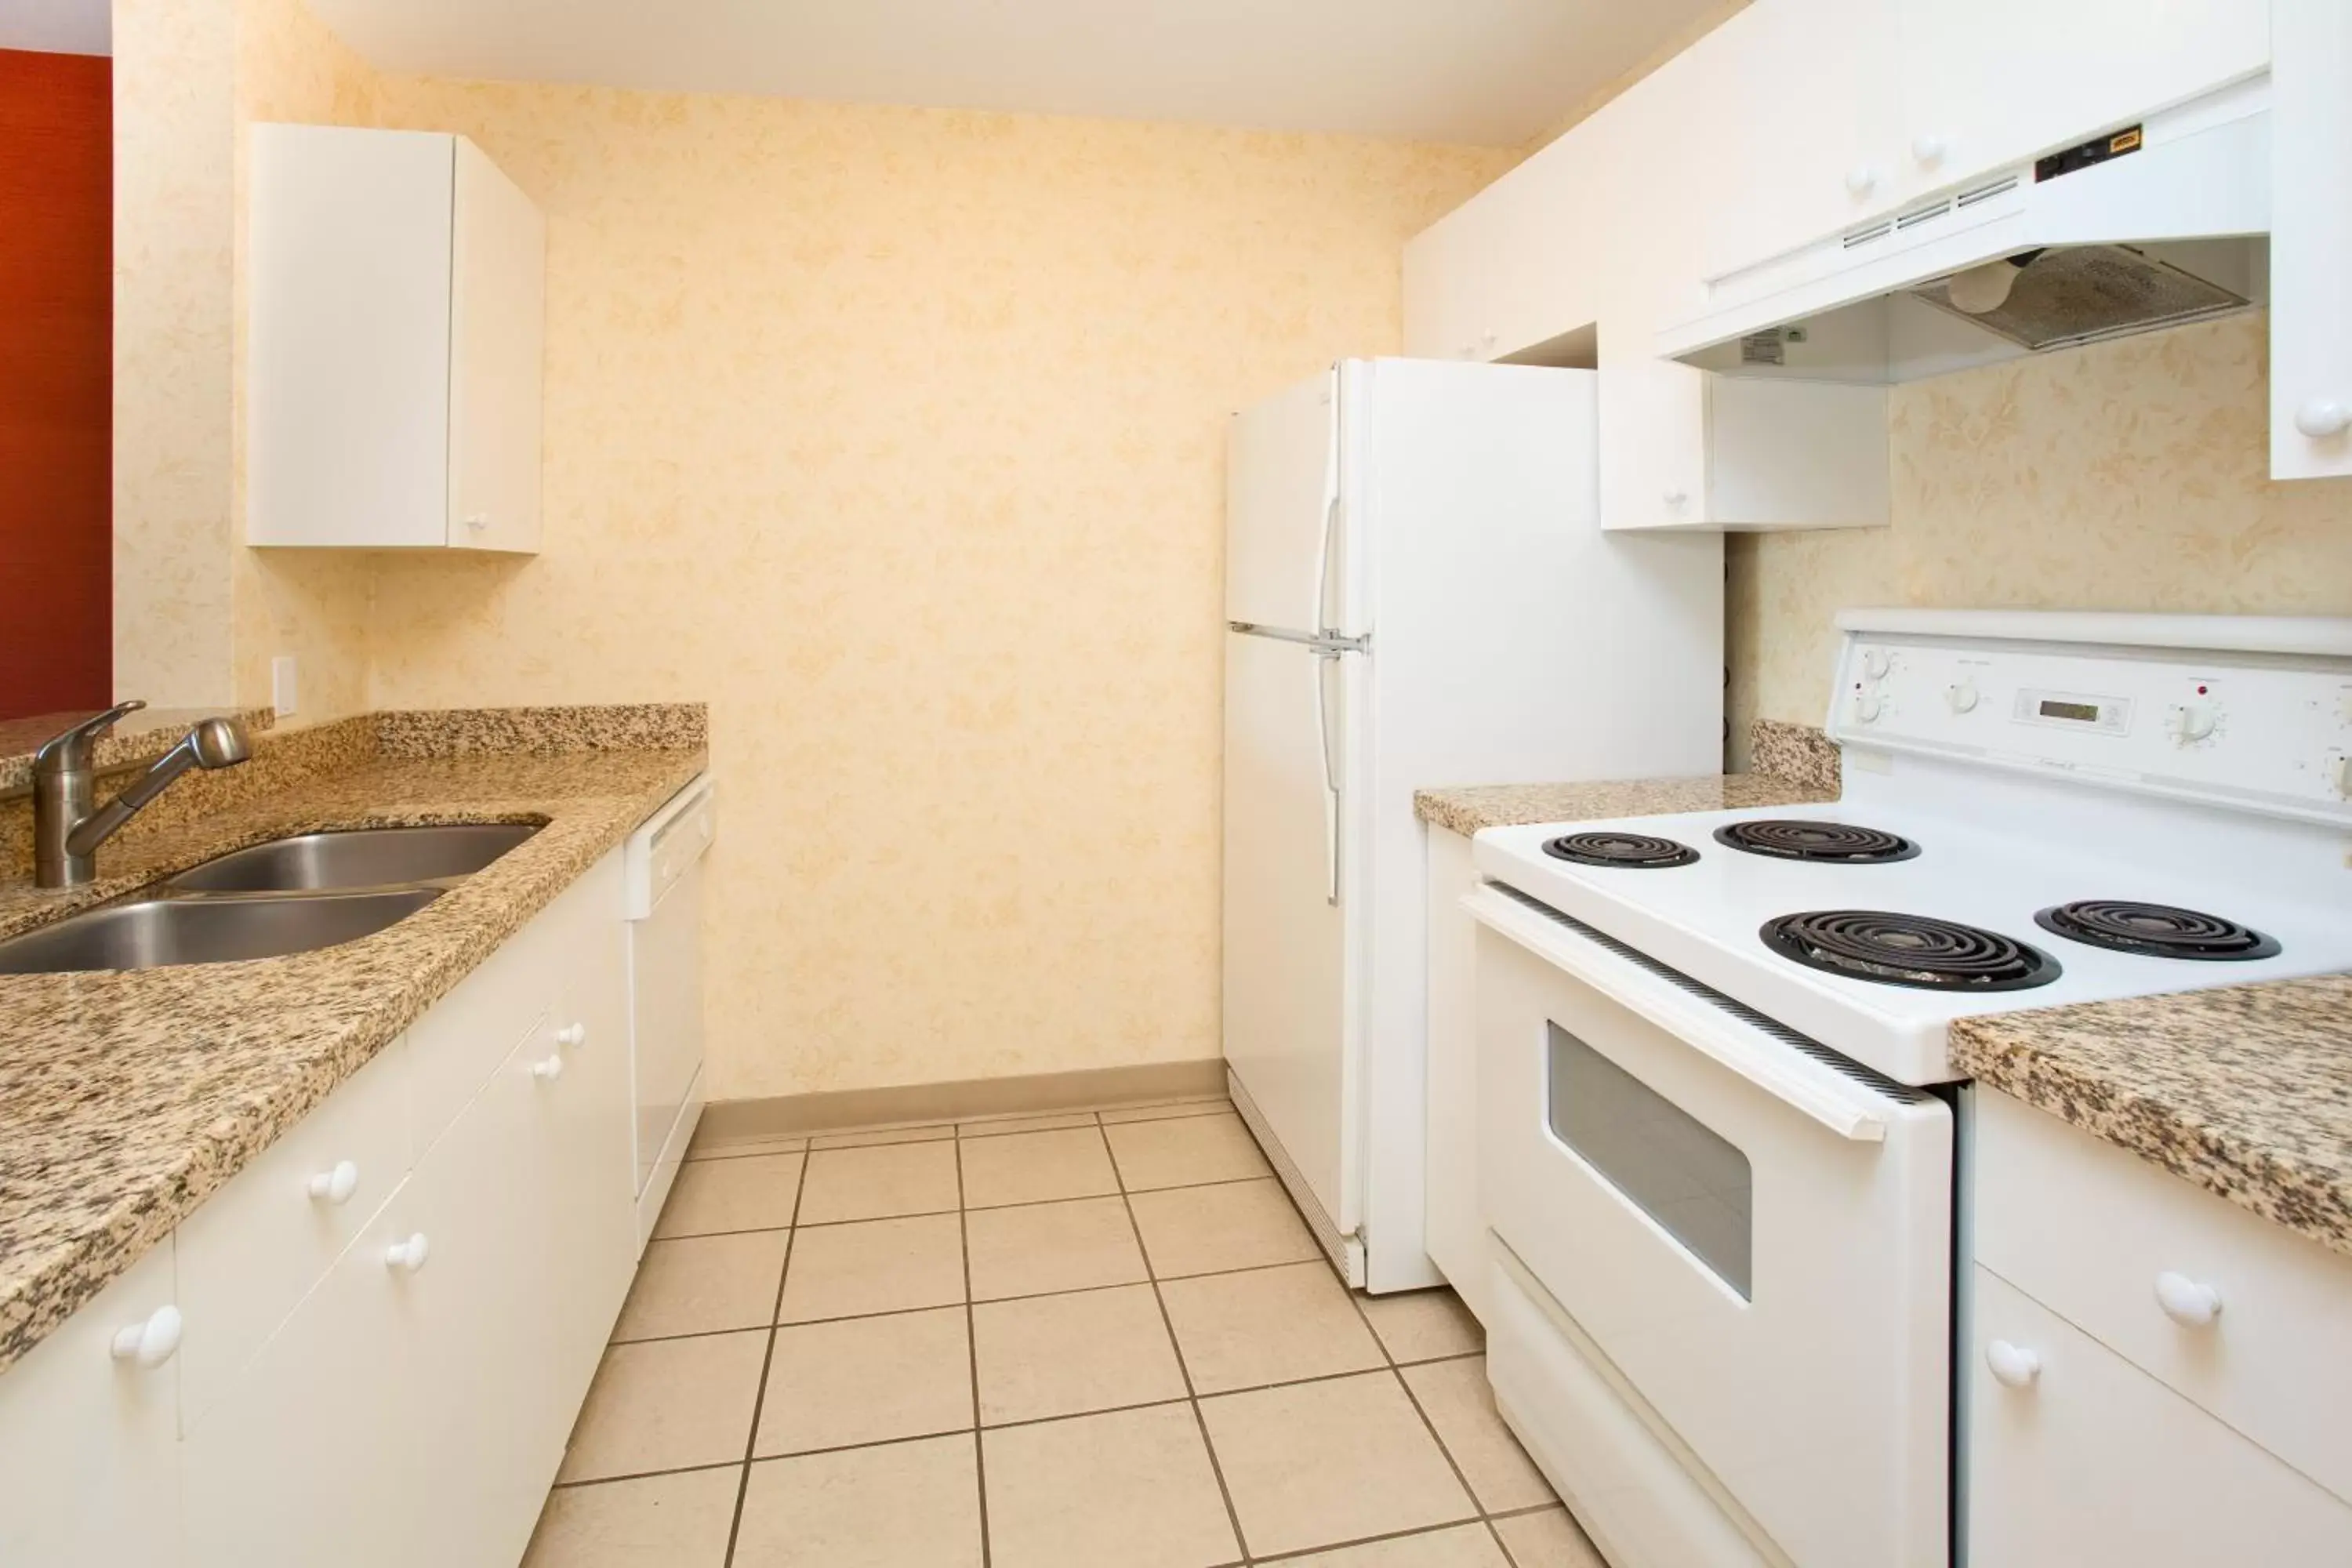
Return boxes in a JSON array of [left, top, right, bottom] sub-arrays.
[[0, 823, 542, 975]]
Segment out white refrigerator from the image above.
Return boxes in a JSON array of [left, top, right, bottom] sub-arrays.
[[1222, 357, 1722, 1291]]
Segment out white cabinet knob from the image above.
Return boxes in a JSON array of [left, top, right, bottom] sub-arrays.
[[384, 1234, 431, 1273], [531, 1053, 564, 1082], [306, 1160, 360, 1206], [109, 1305, 183, 1370], [1662, 487, 1690, 507], [1911, 133, 1947, 167], [555, 1022, 586, 1047], [2295, 398, 2350, 438], [1985, 1338, 2041, 1389], [1844, 164, 1879, 197], [2154, 1271, 2223, 1328], [463, 513, 489, 532]]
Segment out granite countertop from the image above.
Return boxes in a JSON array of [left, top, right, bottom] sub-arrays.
[[0, 710, 705, 1374], [1415, 771, 1840, 837], [1414, 718, 1845, 836], [1951, 979, 2352, 1259]]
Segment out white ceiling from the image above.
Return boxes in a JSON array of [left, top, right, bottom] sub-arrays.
[[306, 0, 1729, 146], [0, 0, 110, 56]]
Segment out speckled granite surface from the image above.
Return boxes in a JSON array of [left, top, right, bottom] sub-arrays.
[[1415, 722, 1842, 837], [1750, 718, 1842, 796], [1951, 979, 2352, 1259], [0, 710, 705, 1373], [0, 706, 277, 797], [376, 703, 706, 757]]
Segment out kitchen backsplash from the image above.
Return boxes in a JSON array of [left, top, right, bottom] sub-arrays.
[[1728, 312, 2352, 768]]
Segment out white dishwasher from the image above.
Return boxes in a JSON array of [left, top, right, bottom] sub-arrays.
[[625, 774, 713, 1253]]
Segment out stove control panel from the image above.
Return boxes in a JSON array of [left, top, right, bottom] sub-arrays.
[[1829, 631, 2352, 823]]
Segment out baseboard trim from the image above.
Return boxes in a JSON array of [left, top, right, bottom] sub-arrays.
[[698, 1058, 1231, 1138]]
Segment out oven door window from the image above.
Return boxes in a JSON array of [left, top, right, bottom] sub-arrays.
[[1547, 1022, 1754, 1299]]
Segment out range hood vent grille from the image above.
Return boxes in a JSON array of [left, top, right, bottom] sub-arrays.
[[1909, 243, 2250, 351]]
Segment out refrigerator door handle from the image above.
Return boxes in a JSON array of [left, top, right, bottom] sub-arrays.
[[1315, 645, 1342, 906], [1315, 492, 1341, 637]]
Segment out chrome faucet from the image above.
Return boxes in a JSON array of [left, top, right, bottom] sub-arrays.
[[31, 701, 252, 887]]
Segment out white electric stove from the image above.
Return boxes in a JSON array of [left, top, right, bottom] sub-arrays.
[[1465, 609, 2352, 1568]]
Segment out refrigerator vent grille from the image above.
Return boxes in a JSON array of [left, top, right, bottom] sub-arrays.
[[1489, 883, 1929, 1103]]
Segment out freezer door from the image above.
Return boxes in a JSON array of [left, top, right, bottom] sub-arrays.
[[1222, 627, 1358, 1232], [1226, 365, 1338, 633]]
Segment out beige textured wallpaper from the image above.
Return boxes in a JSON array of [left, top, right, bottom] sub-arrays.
[[1728, 314, 2352, 767], [227, 0, 382, 720], [111, 0, 382, 717], [348, 81, 1513, 1099]]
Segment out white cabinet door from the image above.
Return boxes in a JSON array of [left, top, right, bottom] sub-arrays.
[[448, 136, 547, 553], [539, 856, 638, 1411], [1402, 137, 1592, 366], [1893, 0, 2267, 194], [249, 125, 456, 549], [2271, 0, 2352, 481], [0, 1240, 183, 1568], [1969, 1266, 2352, 1566], [1699, 0, 1901, 277], [249, 124, 544, 552], [406, 1036, 564, 1568], [181, 1196, 419, 1568], [1421, 827, 1485, 1323]]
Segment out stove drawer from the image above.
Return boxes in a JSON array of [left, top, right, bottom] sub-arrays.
[[1969, 1266, 2352, 1566], [1975, 1089, 2352, 1505]]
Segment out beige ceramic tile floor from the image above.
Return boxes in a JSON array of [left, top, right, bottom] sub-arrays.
[[525, 1096, 1610, 1567]]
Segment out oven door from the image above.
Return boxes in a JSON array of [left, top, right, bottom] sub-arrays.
[[1468, 887, 1951, 1568]]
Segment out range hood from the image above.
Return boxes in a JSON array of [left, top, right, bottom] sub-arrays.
[[1657, 78, 2271, 382]]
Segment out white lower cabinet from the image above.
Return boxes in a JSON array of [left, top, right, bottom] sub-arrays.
[[0, 1240, 184, 1568], [408, 1029, 565, 1568], [1421, 825, 1486, 1324], [183, 1194, 420, 1568], [1969, 1091, 2352, 1563], [1969, 1265, 2352, 1566], [0, 844, 645, 1567]]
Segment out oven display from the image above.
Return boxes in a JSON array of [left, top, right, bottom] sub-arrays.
[[2015, 688, 2132, 735]]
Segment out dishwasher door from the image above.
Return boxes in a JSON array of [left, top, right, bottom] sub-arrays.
[[626, 776, 713, 1250]]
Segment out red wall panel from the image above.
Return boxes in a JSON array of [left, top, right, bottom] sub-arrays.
[[0, 48, 112, 720]]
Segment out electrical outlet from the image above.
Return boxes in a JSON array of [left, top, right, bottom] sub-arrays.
[[271, 655, 299, 717]]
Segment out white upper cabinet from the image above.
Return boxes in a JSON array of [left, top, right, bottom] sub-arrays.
[[1893, 0, 2269, 201], [2270, 0, 2352, 480], [1402, 137, 1592, 368], [1697, 0, 1901, 278], [249, 125, 546, 552]]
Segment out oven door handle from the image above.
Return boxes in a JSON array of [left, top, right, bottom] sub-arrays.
[[1464, 887, 1893, 1143]]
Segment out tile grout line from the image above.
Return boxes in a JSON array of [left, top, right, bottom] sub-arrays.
[[1328, 1258, 1537, 1563], [720, 1131, 810, 1566], [956, 1121, 994, 1567], [607, 1248, 1432, 1357], [684, 1097, 1236, 1160], [656, 1166, 1279, 1242], [1107, 1119, 1258, 1566]]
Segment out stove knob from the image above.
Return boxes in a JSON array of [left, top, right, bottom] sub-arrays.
[[1946, 680, 1980, 714], [1862, 648, 1892, 680], [2166, 703, 2217, 746], [1854, 691, 1884, 724], [2332, 755, 2352, 799]]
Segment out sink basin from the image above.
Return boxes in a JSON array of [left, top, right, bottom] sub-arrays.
[[166, 823, 541, 894], [0, 888, 443, 975]]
